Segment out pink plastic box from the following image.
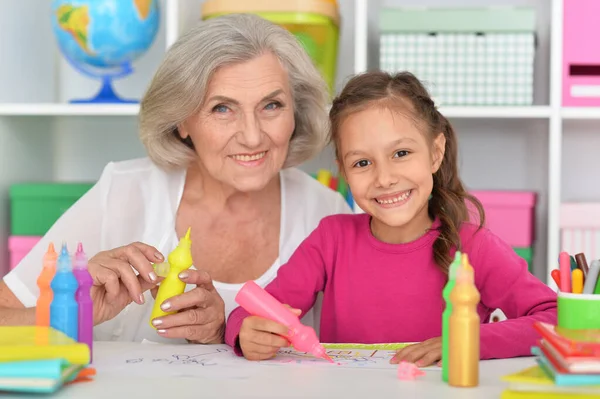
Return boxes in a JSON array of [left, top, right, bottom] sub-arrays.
[[469, 191, 537, 247], [8, 236, 41, 270], [563, 0, 600, 106], [560, 203, 600, 260]]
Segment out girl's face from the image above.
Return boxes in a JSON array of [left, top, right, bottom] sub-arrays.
[[339, 106, 446, 243]]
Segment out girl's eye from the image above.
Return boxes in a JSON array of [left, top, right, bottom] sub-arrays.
[[212, 104, 229, 113], [353, 159, 371, 168], [394, 150, 409, 158], [264, 101, 282, 110]]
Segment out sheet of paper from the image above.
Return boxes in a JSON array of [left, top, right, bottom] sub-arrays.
[[94, 342, 440, 379]]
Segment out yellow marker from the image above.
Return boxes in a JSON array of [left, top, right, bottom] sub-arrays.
[[149, 228, 193, 327], [316, 169, 332, 188], [572, 268, 584, 294], [449, 261, 480, 387]]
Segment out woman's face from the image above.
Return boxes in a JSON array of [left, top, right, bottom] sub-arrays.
[[178, 52, 295, 192]]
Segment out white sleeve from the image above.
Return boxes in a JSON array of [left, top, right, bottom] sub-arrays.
[[3, 163, 114, 307], [333, 192, 353, 215]]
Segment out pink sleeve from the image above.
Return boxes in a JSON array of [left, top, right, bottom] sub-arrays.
[[224, 219, 330, 353], [471, 229, 557, 360]]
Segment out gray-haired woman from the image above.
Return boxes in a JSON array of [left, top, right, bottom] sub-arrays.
[[0, 14, 351, 343]]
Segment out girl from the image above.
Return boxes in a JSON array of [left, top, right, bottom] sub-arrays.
[[225, 71, 557, 366]]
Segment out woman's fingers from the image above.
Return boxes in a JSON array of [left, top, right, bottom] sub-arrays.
[[118, 243, 162, 284], [179, 269, 215, 291], [161, 287, 213, 312]]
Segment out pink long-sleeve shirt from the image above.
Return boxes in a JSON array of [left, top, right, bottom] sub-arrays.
[[225, 214, 557, 359]]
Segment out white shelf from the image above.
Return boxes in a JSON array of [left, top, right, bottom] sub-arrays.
[[439, 106, 552, 119], [0, 103, 139, 116], [561, 107, 600, 119]]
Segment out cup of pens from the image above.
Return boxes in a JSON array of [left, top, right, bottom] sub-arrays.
[[557, 293, 600, 330], [555, 252, 600, 330]]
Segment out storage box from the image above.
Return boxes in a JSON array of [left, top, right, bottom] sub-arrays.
[[380, 7, 535, 106], [201, 0, 340, 92], [10, 183, 93, 236], [470, 191, 536, 247], [563, 0, 600, 106], [8, 236, 41, 270], [560, 203, 600, 259]]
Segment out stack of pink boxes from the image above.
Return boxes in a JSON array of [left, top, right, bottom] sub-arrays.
[[470, 191, 537, 273]]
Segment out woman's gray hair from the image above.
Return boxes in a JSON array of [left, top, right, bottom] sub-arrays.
[[139, 13, 330, 169]]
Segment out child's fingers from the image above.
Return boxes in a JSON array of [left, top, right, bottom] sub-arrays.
[[390, 343, 421, 364], [248, 331, 290, 349], [283, 304, 302, 316], [245, 316, 289, 337], [414, 349, 442, 367]]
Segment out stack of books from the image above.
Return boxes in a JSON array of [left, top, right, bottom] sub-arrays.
[[501, 322, 600, 398], [0, 326, 93, 394]]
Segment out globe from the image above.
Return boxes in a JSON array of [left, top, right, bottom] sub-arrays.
[[51, 0, 160, 103]]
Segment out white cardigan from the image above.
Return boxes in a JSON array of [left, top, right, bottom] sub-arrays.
[[4, 158, 352, 342]]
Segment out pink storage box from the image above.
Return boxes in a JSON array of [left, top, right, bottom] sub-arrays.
[[563, 0, 600, 106], [560, 203, 600, 259], [8, 236, 41, 270], [469, 191, 536, 247]]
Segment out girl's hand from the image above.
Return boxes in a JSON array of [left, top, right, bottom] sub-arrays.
[[390, 337, 442, 367], [150, 270, 226, 344], [239, 306, 301, 361], [88, 242, 163, 325]]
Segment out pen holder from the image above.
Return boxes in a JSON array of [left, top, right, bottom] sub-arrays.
[[557, 292, 600, 330]]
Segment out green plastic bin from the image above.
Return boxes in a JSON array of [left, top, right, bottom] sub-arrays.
[[201, 0, 340, 93], [513, 247, 533, 273], [10, 183, 94, 236]]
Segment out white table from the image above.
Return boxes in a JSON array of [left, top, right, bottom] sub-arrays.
[[10, 342, 535, 398]]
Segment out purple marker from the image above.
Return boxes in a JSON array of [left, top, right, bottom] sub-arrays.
[[73, 242, 93, 362]]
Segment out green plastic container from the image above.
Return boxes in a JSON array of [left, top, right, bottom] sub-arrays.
[[513, 247, 533, 273], [557, 292, 600, 330], [10, 183, 94, 236], [201, 0, 340, 92]]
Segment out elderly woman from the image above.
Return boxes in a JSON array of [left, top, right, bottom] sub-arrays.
[[0, 14, 351, 343]]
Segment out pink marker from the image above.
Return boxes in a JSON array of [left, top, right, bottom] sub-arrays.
[[73, 243, 94, 362], [559, 251, 572, 293], [236, 281, 333, 363], [397, 361, 426, 380]]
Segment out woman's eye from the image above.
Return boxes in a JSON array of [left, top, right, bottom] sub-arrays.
[[353, 159, 371, 168], [394, 150, 409, 158], [264, 101, 281, 110], [212, 104, 229, 113]]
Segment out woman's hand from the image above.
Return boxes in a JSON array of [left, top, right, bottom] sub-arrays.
[[238, 306, 301, 361], [390, 337, 442, 367], [88, 242, 164, 325], [150, 270, 226, 344]]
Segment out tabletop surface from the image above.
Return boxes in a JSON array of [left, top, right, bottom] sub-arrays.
[[5, 342, 534, 398]]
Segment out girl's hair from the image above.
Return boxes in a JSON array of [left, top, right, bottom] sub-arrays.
[[329, 71, 485, 275]]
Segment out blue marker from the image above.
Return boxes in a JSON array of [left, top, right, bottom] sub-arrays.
[[50, 244, 79, 340]]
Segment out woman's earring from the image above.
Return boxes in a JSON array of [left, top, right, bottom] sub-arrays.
[[428, 194, 433, 200]]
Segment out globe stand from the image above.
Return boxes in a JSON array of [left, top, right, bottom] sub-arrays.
[[71, 76, 137, 104], [64, 52, 138, 104]]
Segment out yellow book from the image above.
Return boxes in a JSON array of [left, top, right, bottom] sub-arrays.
[[502, 390, 600, 399], [0, 326, 90, 365], [502, 365, 600, 396]]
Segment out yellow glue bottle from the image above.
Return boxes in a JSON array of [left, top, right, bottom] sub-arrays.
[[448, 255, 480, 387], [149, 228, 193, 327]]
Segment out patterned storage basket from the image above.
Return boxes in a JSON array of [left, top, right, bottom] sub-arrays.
[[379, 7, 536, 106]]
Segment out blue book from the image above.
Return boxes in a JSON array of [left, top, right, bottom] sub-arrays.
[[532, 346, 600, 386], [0, 358, 83, 394]]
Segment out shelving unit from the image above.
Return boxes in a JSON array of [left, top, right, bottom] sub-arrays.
[[0, 0, 597, 287]]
